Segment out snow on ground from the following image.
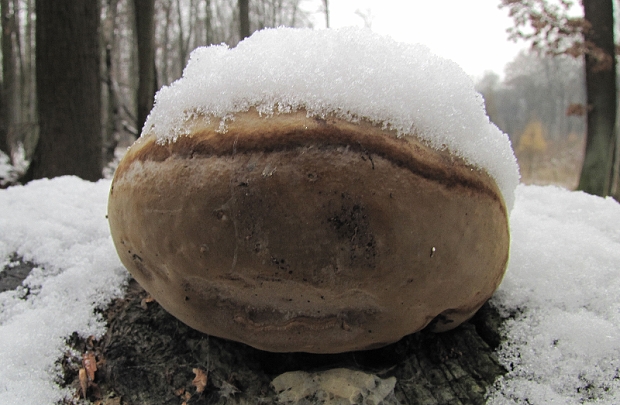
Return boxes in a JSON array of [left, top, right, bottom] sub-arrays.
[[0, 177, 128, 404], [0, 152, 17, 187], [489, 185, 620, 405], [0, 148, 28, 187], [0, 178, 619, 404]]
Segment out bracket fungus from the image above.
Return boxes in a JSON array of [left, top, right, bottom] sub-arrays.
[[108, 27, 519, 353]]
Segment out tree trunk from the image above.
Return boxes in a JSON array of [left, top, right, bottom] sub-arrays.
[[102, 0, 121, 165], [577, 0, 617, 196], [1, 0, 17, 156], [175, 0, 188, 77], [134, 0, 156, 134], [239, 0, 250, 40], [24, 1, 102, 182], [205, 0, 214, 45], [323, 0, 329, 28], [612, 123, 620, 201], [22, 0, 37, 160], [160, 1, 171, 86]]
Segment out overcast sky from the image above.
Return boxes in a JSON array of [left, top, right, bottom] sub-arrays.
[[306, 0, 530, 79]]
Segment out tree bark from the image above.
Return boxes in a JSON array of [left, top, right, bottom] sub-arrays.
[[611, 124, 620, 201], [323, 0, 329, 28], [175, 0, 187, 76], [1, 0, 17, 156], [134, 0, 156, 134], [102, 0, 119, 165], [239, 0, 250, 40], [160, 1, 171, 85], [205, 0, 214, 45], [22, 0, 37, 159], [24, 1, 102, 182], [577, 0, 617, 196]]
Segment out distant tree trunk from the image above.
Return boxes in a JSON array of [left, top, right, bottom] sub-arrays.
[[239, 0, 250, 40], [103, 0, 121, 164], [134, 0, 156, 134], [24, 1, 102, 182], [612, 131, 619, 201], [577, 0, 617, 196], [160, 0, 172, 85], [205, 0, 214, 45], [1, 0, 17, 156], [323, 0, 329, 28], [175, 0, 186, 76], [22, 0, 37, 160]]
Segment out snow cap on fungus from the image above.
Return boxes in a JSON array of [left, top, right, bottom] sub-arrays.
[[143, 27, 519, 210]]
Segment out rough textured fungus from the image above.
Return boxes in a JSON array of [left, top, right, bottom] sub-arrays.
[[108, 111, 510, 353]]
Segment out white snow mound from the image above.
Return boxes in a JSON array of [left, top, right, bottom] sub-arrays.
[[143, 27, 519, 210], [490, 185, 620, 404], [0, 177, 128, 404]]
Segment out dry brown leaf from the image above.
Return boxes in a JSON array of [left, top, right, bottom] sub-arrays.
[[566, 103, 591, 117], [192, 368, 208, 393], [79, 368, 88, 398], [140, 295, 155, 309], [82, 351, 97, 381]]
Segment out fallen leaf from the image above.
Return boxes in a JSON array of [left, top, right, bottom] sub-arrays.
[[87, 335, 96, 347], [192, 368, 208, 393], [79, 368, 88, 398], [140, 295, 155, 309], [82, 351, 97, 381], [174, 387, 185, 396]]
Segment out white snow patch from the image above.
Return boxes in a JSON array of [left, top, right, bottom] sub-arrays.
[[0, 151, 17, 187], [489, 185, 620, 404], [0, 147, 28, 186], [0, 177, 128, 405], [143, 27, 519, 210]]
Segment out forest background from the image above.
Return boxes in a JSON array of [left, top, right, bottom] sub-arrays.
[[0, 0, 616, 198]]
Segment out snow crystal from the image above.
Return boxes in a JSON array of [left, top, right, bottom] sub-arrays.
[[143, 27, 519, 210], [489, 185, 620, 404], [0, 177, 128, 405]]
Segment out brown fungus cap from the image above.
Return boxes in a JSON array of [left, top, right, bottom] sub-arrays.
[[107, 110, 509, 353]]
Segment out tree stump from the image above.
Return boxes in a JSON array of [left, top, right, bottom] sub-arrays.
[[62, 279, 506, 405]]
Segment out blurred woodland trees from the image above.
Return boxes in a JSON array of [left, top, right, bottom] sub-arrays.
[[0, 0, 617, 197], [0, 0, 314, 182], [500, 0, 618, 198], [476, 50, 587, 185]]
